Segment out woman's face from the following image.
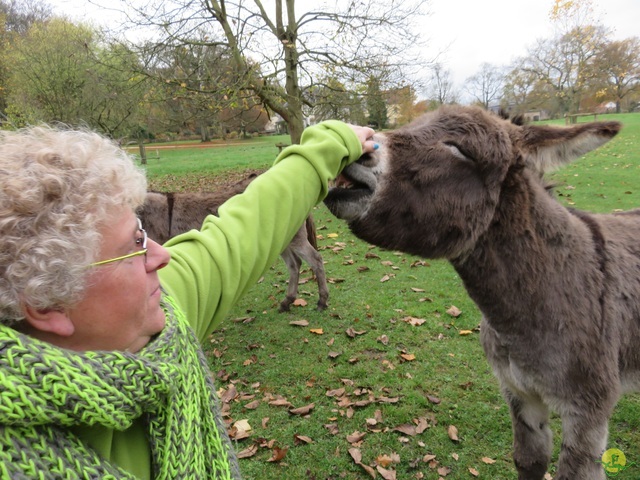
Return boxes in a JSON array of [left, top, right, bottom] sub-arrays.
[[55, 208, 171, 352]]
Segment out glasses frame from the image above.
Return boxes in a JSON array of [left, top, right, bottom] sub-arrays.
[[89, 218, 148, 267]]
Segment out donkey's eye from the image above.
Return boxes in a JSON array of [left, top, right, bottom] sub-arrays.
[[444, 142, 473, 160], [443, 142, 469, 160]]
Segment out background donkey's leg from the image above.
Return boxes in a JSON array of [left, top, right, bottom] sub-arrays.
[[279, 246, 302, 312], [554, 409, 611, 480], [291, 238, 329, 311], [504, 389, 552, 480]]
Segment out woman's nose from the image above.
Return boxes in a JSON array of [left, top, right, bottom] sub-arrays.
[[146, 238, 171, 271]]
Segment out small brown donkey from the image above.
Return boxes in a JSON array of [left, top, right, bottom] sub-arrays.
[[324, 105, 638, 480], [139, 172, 329, 312]]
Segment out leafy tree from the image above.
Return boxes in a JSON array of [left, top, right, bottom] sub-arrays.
[[366, 75, 388, 129], [6, 18, 147, 137], [113, 0, 429, 142], [591, 38, 640, 113]]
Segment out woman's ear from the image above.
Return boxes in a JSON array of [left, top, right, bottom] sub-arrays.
[[22, 305, 75, 337]]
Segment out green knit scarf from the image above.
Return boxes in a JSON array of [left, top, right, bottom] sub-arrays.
[[0, 295, 241, 479]]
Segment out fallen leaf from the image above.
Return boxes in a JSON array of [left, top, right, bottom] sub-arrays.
[[289, 403, 315, 415], [481, 457, 496, 464], [327, 233, 339, 238], [377, 465, 397, 479], [326, 387, 346, 397], [447, 425, 460, 442], [289, 319, 309, 327], [394, 424, 416, 436], [233, 419, 252, 432], [346, 327, 366, 337], [380, 274, 391, 282], [266, 445, 288, 462], [400, 353, 416, 361], [446, 305, 462, 317], [310, 328, 324, 334], [244, 400, 260, 410], [469, 467, 479, 477], [293, 434, 314, 444], [403, 316, 426, 326], [459, 329, 473, 336], [346, 430, 367, 443], [268, 398, 292, 408], [292, 298, 308, 307], [236, 444, 258, 458], [437, 465, 451, 476]]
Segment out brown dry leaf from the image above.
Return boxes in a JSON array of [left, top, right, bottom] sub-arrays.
[[544, 474, 553, 480], [427, 395, 441, 404], [459, 330, 473, 336], [376, 454, 394, 467], [327, 233, 339, 238], [326, 387, 346, 397], [410, 287, 425, 292], [262, 417, 269, 428], [415, 417, 430, 434], [236, 444, 259, 459], [380, 274, 391, 282], [324, 423, 339, 435], [348, 448, 376, 479], [266, 446, 288, 463], [403, 316, 426, 326], [348, 447, 363, 464], [377, 334, 389, 345], [346, 430, 367, 443], [446, 305, 462, 317], [327, 337, 335, 346], [289, 403, 315, 415], [219, 385, 238, 404], [292, 298, 308, 307], [481, 457, 496, 464], [346, 327, 367, 338], [451, 453, 459, 461], [268, 398, 292, 408], [400, 353, 416, 361], [244, 400, 260, 410], [469, 467, 480, 477], [422, 454, 436, 463], [328, 351, 342, 359], [293, 434, 314, 445], [394, 424, 417, 436], [309, 328, 324, 335], [377, 465, 397, 479], [447, 425, 460, 442], [437, 465, 451, 476], [289, 319, 309, 327]]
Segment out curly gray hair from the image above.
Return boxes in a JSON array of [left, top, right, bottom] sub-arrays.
[[0, 125, 147, 324]]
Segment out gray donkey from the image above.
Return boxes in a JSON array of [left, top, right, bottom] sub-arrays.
[[324, 105, 637, 480], [139, 172, 329, 312]]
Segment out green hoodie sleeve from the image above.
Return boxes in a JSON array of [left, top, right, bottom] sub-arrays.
[[158, 120, 362, 341]]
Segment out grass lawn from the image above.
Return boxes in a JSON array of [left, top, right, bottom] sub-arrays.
[[145, 113, 640, 479]]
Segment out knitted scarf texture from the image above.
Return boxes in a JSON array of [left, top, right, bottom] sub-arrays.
[[0, 295, 241, 479]]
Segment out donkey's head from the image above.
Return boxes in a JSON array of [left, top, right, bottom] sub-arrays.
[[324, 105, 621, 259]]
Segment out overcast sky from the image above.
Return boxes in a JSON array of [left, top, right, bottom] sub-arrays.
[[47, 0, 640, 94]]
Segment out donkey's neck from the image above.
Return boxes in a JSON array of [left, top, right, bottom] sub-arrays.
[[451, 173, 603, 333]]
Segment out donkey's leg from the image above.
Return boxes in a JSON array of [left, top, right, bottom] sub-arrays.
[[504, 389, 552, 480], [279, 246, 302, 312], [294, 242, 329, 311], [554, 410, 611, 480]]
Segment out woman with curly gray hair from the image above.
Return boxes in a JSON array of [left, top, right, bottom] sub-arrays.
[[0, 123, 376, 479]]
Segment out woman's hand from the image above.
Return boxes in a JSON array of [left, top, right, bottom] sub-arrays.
[[348, 125, 377, 154]]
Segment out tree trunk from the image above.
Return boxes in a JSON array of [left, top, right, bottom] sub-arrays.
[[138, 139, 147, 165]]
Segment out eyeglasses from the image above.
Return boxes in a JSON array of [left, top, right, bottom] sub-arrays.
[[89, 218, 148, 267]]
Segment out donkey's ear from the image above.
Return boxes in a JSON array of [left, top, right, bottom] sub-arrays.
[[520, 121, 622, 174]]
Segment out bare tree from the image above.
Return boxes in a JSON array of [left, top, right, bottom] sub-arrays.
[[426, 63, 457, 106], [464, 62, 505, 109], [107, 0, 430, 143]]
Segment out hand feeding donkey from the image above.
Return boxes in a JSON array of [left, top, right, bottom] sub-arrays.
[[139, 171, 329, 312], [324, 105, 638, 480]]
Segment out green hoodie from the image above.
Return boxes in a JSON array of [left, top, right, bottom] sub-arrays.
[[72, 120, 363, 478]]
